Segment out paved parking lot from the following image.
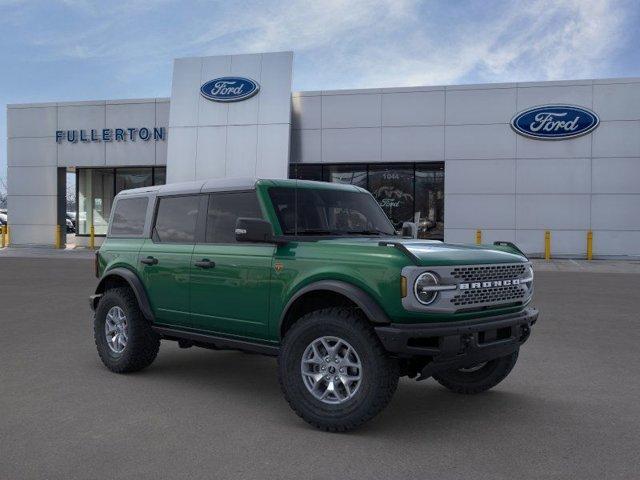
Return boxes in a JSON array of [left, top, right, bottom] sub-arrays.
[[1, 256, 638, 479]]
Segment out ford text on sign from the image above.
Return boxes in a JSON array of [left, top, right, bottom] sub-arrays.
[[511, 105, 599, 140], [200, 77, 260, 102]]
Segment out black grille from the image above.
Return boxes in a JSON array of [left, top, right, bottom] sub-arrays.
[[451, 285, 525, 307], [451, 264, 526, 283]]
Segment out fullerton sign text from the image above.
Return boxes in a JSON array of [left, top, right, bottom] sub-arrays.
[[55, 127, 166, 144]]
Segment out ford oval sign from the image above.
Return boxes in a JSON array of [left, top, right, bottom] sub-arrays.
[[200, 77, 260, 102], [511, 105, 599, 140]]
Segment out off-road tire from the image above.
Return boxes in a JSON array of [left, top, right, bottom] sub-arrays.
[[433, 350, 519, 394], [94, 287, 160, 373], [278, 307, 399, 432]]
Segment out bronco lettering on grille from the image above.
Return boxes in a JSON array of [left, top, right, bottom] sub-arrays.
[[459, 279, 520, 290]]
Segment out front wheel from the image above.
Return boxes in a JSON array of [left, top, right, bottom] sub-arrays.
[[432, 350, 519, 394], [278, 308, 399, 432]]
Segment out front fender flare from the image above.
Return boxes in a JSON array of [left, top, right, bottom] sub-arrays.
[[280, 280, 391, 330], [92, 267, 155, 322]]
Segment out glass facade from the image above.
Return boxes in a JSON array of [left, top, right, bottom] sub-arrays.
[[115, 168, 153, 194], [289, 162, 444, 239], [322, 164, 367, 188], [76, 167, 166, 236]]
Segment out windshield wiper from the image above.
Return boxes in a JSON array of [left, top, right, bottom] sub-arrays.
[[345, 229, 388, 236], [295, 229, 343, 235], [293, 229, 393, 236]]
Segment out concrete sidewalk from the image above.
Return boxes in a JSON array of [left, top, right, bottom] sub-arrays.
[[0, 246, 96, 259], [531, 258, 640, 273]]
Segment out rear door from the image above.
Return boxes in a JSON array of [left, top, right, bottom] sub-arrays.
[[139, 194, 201, 328], [190, 191, 274, 338]]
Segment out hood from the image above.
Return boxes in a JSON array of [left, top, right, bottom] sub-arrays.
[[315, 237, 527, 266], [399, 239, 526, 266]]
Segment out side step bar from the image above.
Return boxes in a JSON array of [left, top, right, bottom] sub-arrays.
[[152, 326, 280, 356]]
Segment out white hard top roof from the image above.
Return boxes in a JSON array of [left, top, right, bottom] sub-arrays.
[[117, 177, 259, 197], [115, 177, 365, 199]]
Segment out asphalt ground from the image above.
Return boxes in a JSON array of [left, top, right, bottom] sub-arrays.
[[0, 257, 638, 479]]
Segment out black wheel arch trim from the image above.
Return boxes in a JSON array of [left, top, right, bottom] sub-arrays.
[[280, 280, 392, 333], [92, 267, 155, 322]]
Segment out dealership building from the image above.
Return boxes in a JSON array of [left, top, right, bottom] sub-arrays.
[[6, 51, 640, 257]]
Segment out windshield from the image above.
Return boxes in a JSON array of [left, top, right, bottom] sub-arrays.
[[268, 186, 396, 236]]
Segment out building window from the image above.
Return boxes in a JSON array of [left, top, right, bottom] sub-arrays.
[[78, 169, 114, 235], [415, 164, 444, 239], [76, 167, 166, 236], [368, 164, 414, 230], [289, 164, 322, 181], [323, 164, 367, 188], [116, 168, 153, 194], [289, 162, 445, 240], [154, 168, 166, 185]]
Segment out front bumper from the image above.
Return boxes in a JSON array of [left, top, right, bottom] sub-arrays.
[[89, 294, 103, 311], [375, 307, 538, 379]]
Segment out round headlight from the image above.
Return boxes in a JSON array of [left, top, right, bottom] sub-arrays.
[[414, 272, 439, 305]]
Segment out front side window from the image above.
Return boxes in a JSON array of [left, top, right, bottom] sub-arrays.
[[153, 195, 200, 244], [268, 187, 395, 236], [205, 192, 263, 243], [109, 197, 148, 236]]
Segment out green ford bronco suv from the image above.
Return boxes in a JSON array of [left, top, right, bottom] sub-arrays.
[[91, 178, 537, 431]]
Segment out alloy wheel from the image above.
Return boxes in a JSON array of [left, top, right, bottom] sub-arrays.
[[300, 336, 363, 405], [105, 306, 128, 354]]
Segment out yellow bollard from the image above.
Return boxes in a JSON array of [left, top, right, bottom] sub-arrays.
[[475, 229, 482, 245], [544, 230, 551, 260], [89, 224, 95, 250], [587, 230, 593, 261], [1, 224, 5, 248], [5, 224, 9, 246], [55, 224, 62, 249]]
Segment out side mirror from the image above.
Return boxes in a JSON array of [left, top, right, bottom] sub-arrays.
[[401, 222, 418, 238], [235, 217, 275, 243]]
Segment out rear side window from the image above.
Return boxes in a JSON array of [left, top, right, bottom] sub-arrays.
[[205, 192, 262, 243], [153, 195, 200, 244], [109, 197, 148, 237]]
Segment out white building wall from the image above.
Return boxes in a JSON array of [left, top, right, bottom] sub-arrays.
[[166, 52, 293, 183], [291, 78, 640, 257], [6, 60, 640, 257], [6, 99, 168, 246]]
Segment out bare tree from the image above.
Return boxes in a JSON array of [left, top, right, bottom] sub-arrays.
[[66, 179, 76, 212], [0, 176, 7, 209]]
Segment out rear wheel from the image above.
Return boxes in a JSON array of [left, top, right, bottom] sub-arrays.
[[278, 308, 399, 432], [94, 287, 160, 373], [432, 350, 519, 394]]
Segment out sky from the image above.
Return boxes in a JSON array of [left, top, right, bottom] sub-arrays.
[[1, 0, 639, 187]]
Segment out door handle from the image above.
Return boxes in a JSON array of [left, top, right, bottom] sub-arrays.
[[140, 256, 158, 265], [194, 259, 215, 269]]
